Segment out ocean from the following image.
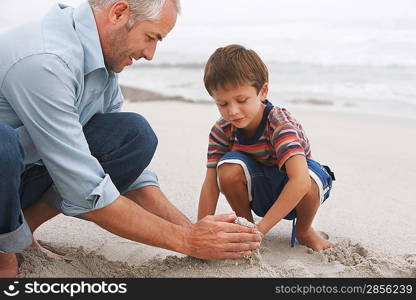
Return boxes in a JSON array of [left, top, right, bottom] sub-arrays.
[[1, 0, 415, 119], [119, 0, 416, 119]]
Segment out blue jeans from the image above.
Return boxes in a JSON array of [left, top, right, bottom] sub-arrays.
[[0, 112, 158, 253]]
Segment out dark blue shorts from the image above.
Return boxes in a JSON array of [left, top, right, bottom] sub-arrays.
[[218, 151, 333, 220]]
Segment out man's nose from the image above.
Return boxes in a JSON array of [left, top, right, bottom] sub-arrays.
[[143, 42, 157, 61]]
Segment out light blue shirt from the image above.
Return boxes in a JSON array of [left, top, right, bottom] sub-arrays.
[[0, 2, 126, 216]]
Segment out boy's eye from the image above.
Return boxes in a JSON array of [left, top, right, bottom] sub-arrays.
[[217, 102, 227, 107], [146, 35, 156, 42], [237, 98, 248, 103]]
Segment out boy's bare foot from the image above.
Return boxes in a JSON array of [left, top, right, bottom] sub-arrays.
[[0, 253, 18, 278], [31, 239, 63, 259], [297, 228, 333, 251]]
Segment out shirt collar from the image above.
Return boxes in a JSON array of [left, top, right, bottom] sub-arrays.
[[235, 99, 274, 144], [72, 1, 107, 75]]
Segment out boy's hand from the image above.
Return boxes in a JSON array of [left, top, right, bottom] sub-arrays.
[[184, 213, 262, 259]]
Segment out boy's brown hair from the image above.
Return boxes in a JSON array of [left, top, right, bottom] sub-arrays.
[[204, 44, 269, 96]]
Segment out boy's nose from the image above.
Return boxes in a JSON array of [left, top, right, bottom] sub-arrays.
[[228, 105, 240, 117]]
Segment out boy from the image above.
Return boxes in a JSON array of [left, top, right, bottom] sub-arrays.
[[197, 44, 335, 251]]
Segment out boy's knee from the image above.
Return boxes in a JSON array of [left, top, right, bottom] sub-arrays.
[[217, 163, 246, 187], [306, 176, 319, 199], [0, 124, 25, 177], [299, 176, 318, 204]]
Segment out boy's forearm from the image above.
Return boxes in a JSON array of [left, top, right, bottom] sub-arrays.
[[197, 180, 220, 221], [257, 177, 310, 235]]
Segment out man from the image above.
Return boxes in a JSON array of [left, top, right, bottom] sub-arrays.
[[0, 0, 261, 277]]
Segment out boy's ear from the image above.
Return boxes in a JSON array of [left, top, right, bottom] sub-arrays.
[[259, 82, 269, 101]]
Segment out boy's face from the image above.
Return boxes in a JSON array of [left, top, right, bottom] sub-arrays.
[[211, 83, 268, 136]]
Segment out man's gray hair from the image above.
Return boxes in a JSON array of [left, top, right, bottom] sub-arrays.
[[88, 0, 181, 25]]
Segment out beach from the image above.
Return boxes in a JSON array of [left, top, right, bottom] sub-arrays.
[[0, 0, 414, 281], [19, 89, 416, 278]]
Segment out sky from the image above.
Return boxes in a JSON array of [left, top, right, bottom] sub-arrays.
[[0, 0, 83, 28], [1, 0, 414, 66], [1, 0, 415, 29]]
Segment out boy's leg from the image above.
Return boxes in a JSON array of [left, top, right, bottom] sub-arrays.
[[217, 162, 254, 223], [294, 177, 333, 251], [294, 159, 334, 251]]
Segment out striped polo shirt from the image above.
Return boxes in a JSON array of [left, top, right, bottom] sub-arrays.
[[207, 100, 311, 171]]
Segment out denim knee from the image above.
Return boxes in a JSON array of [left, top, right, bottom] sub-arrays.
[[0, 123, 25, 177], [124, 113, 157, 142], [125, 112, 158, 161], [103, 113, 158, 192]]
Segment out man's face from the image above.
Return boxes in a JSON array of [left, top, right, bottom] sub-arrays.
[[102, 1, 177, 73]]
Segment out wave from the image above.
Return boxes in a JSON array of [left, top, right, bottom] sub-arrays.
[[130, 62, 205, 70], [131, 60, 416, 70]]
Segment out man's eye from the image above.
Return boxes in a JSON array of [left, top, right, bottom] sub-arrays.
[[237, 98, 248, 103], [217, 103, 227, 107], [146, 35, 155, 41]]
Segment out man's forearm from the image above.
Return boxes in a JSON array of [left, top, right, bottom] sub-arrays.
[[83, 194, 263, 260], [82, 195, 189, 255], [124, 186, 192, 227]]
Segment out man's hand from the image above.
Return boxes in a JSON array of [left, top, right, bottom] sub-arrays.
[[82, 196, 262, 260], [184, 213, 262, 259]]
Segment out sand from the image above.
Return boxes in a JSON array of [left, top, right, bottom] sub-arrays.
[[19, 94, 416, 278]]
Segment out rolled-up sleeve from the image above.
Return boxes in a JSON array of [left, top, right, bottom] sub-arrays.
[[126, 168, 160, 191], [2, 54, 120, 216]]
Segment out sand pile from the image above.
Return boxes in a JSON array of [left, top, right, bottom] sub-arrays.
[[18, 245, 147, 278], [17, 243, 278, 278], [17, 218, 415, 278], [17, 237, 415, 278], [306, 238, 416, 278]]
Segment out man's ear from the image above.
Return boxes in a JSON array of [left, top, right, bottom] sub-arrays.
[[108, 1, 131, 26], [259, 82, 269, 101]]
